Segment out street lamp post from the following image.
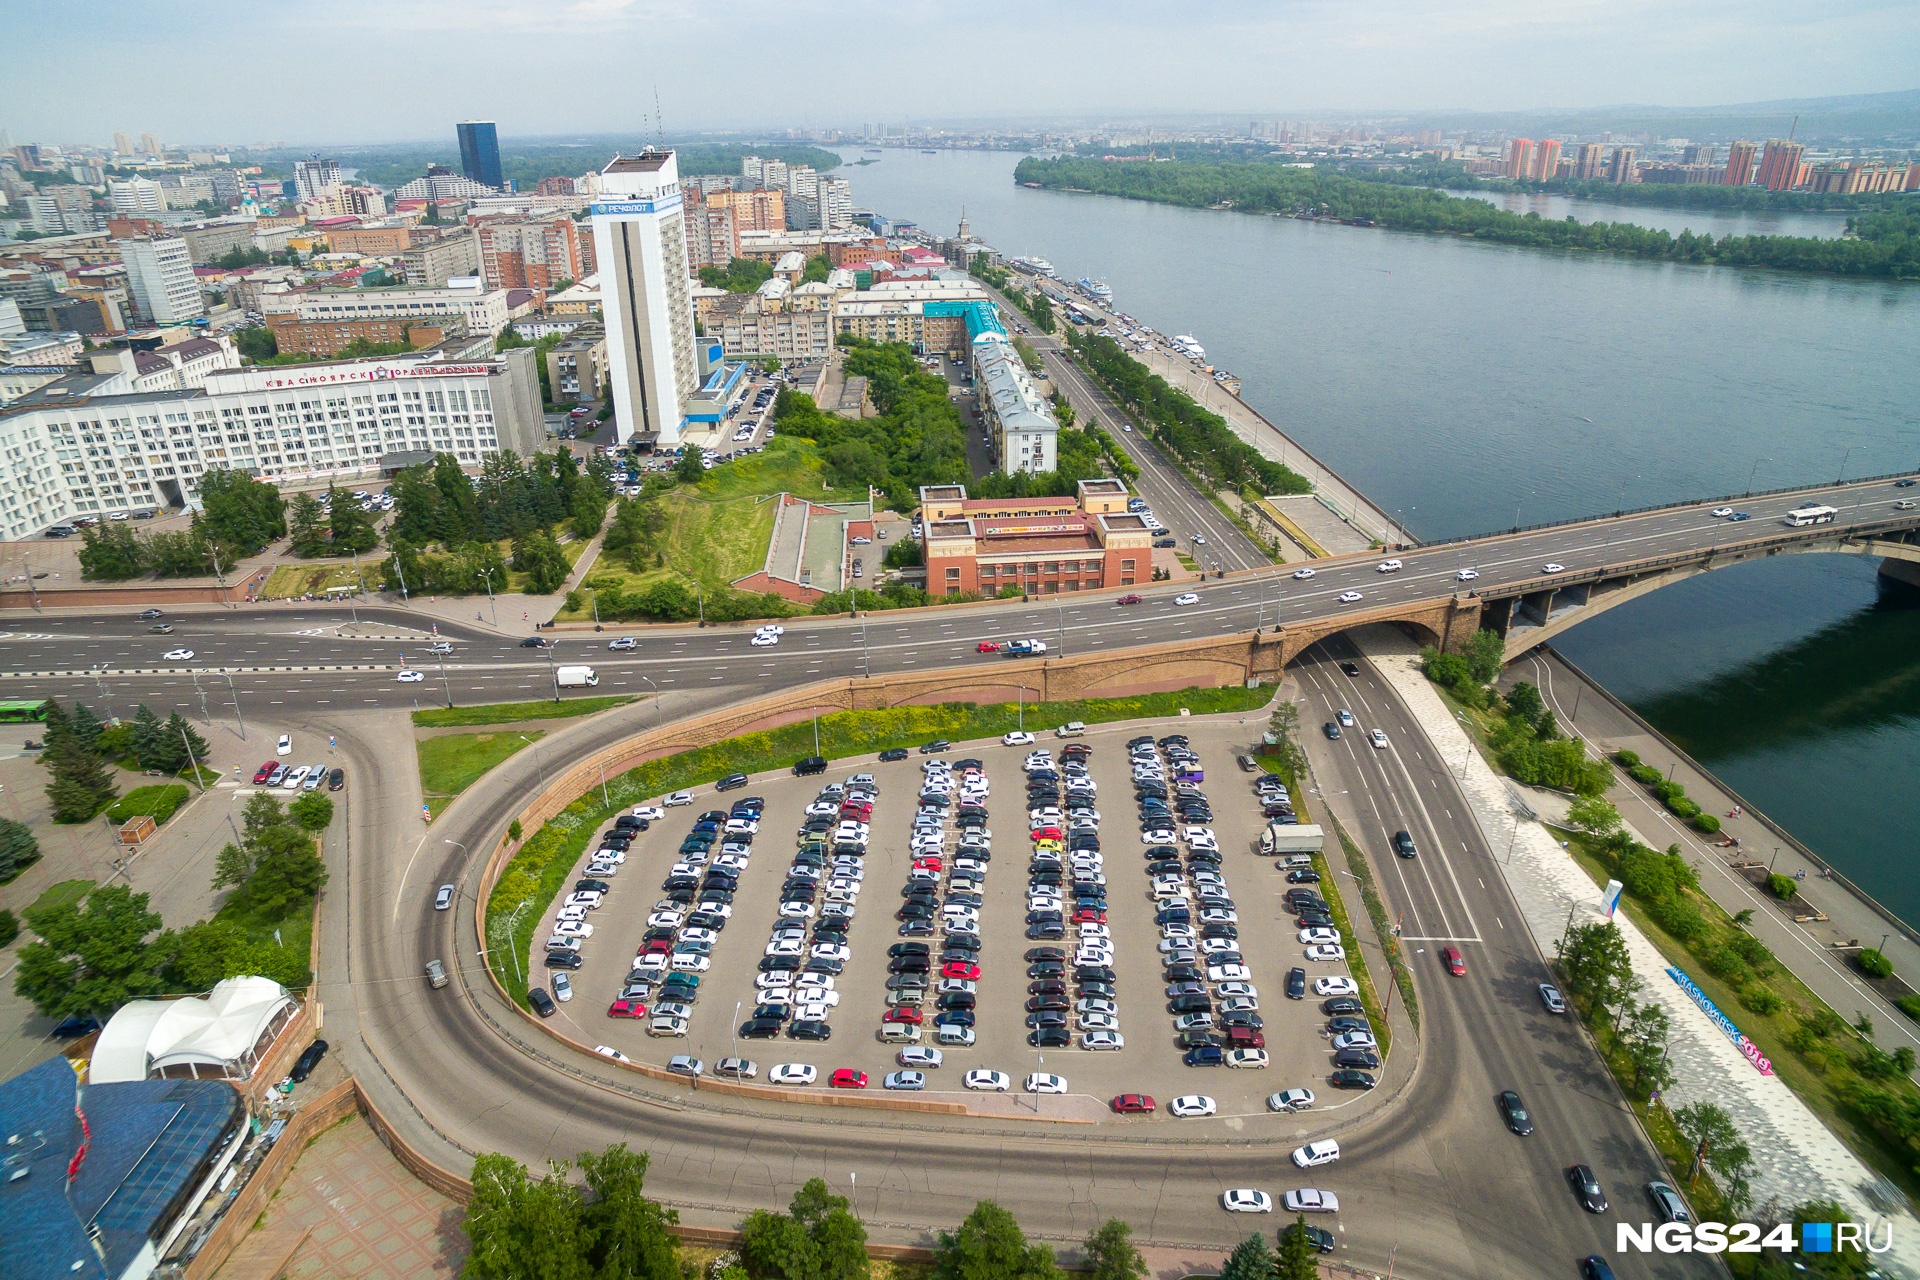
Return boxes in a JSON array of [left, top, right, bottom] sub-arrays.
[[1837, 445, 1854, 486], [503, 899, 531, 986], [179, 724, 206, 795], [1745, 456, 1770, 498], [480, 567, 498, 629], [220, 672, 247, 741], [518, 736, 547, 788], [92, 663, 114, 722], [639, 675, 662, 729], [437, 657, 454, 710]]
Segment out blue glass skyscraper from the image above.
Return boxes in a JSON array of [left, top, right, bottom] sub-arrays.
[[456, 120, 502, 191]]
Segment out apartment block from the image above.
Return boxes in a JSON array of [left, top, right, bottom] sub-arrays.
[[1758, 140, 1806, 191], [1607, 147, 1637, 183], [707, 302, 833, 365], [544, 321, 606, 403], [401, 230, 481, 287], [264, 312, 465, 357], [1504, 139, 1534, 181], [263, 276, 509, 336], [118, 236, 205, 324], [1723, 140, 1758, 187], [177, 220, 258, 264], [475, 213, 591, 292]]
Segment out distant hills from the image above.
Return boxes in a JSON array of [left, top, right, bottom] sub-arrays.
[[1395, 89, 1920, 144]]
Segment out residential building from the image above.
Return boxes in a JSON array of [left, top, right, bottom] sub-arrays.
[[159, 175, 217, 210], [401, 229, 481, 287], [742, 155, 788, 191], [1723, 140, 1758, 187], [457, 120, 504, 191], [1682, 144, 1717, 167], [0, 298, 23, 337], [684, 196, 734, 268], [918, 480, 1151, 598], [107, 177, 164, 214], [1758, 139, 1806, 191], [177, 218, 257, 264], [1607, 146, 1638, 183], [1504, 139, 1534, 181], [113, 130, 133, 156], [1806, 160, 1913, 194], [708, 302, 833, 364], [707, 187, 785, 234], [1533, 139, 1561, 182], [475, 212, 591, 292], [545, 274, 601, 316], [736, 228, 887, 265], [394, 165, 494, 205], [263, 275, 510, 336], [819, 177, 854, 231], [0, 342, 545, 535], [139, 131, 163, 158], [0, 364, 70, 406], [24, 184, 97, 235], [509, 314, 587, 341], [2, 331, 86, 365], [545, 321, 606, 402], [265, 312, 466, 357], [325, 221, 415, 255], [591, 150, 699, 446], [118, 235, 205, 324], [973, 328, 1056, 474]]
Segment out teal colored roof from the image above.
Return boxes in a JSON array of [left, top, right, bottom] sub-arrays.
[[924, 299, 1004, 340]]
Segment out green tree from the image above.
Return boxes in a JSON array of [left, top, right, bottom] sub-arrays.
[[1504, 681, 1547, 730], [1674, 1102, 1755, 1214], [930, 1201, 1063, 1280], [512, 530, 572, 594], [212, 840, 258, 891], [0, 909, 17, 949], [167, 710, 210, 773], [328, 485, 379, 555], [44, 707, 119, 823], [1276, 1215, 1321, 1280], [676, 445, 706, 486], [288, 790, 334, 831], [198, 467, 286, 555], [129, 704, 168, 768], [243, 790, 285, 837], [1217, 1234, 1275, 1280], [739, 1177, 869, 1280], [1566, 796, 1623, 839], [0, 816, 42, 884], [1621, 999, 1675, 1098], [234, 325, 278, 360], [462, 1152, 595, 1280], [1557, 921, 1634, 1018], [165, 918, 260, 991], [568, 483, 609, 543], [13, 884, 171, 1020], [1462, 628, 1505, 684], [69, 702, 105, 752], [801, 253, 832, 284], [287, 491, 328, 556], [578, 1143, 681, 1280], [1081, 1219, 1146, 1280], [77, 523, 146, 579], [1265, 699, 1306, 780]]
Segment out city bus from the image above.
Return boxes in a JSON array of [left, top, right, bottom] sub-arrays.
[[1783, 504, 1838, 527], [0, 699, 50, 723]]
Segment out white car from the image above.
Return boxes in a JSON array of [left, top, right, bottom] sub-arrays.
[[1083, 1031, 1125, 1050], [163, 648, 195, 661], [276, 733, 292, 756], [1292, 1139, 1340, 1168], [632, 806, 665, 821], [1174, 593, 1200, 606], [1025, 1073, 1068, 1095], [1170, 1095, 1217, 1118], [1305, 944, 1346, 962], [646, 911, 686, 929], [769, 1063, 817, 1086], [1376, 559, 1403, 573], [964, 1069, 1011, 1092], [1332, 1031, 1376, 1052], [594, 1045, 631, 1062], [649, 1015, 689, 1037], [1268, 1088, 1316, 1112], [1226, 1048, 1268, 1069], [898, 1046, 943, 1068], [1456, 568, 1480, 581], [1002, 731, 1036, 746], [1285, 1188, 1340, 1214], [1221, 1189, 1273, 1214], [1315, 976, 1358, 997], [751, 633, 779, 646], [757, 625, 785, 636], [1298, 928, 1340, 946], [1712, 507, 1735, 518], [664, 791, 694, 807], [1337, 591, 1364, 604], [1292, 568, 1315, 579], [1542, 563, 1566, 574], [608, 637, 638, 650], [397, 669, 425, 683], [1209, 963, 1252, 982], [1369, 729, 1388, 749]]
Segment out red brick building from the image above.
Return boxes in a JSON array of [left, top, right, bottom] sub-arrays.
[[920, 480, 1153, 598]]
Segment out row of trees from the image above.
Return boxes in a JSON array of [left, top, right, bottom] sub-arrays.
[[288, 486, 380, 558], [1015, 156, 1920, 280], [42, 699, 124, 822], [1064, 328, 1311, 497], [13, 790, 330, 1020], [77, 469, 286, 582], [378, 451, 611, 596], [1420, 643, 1613, 796]]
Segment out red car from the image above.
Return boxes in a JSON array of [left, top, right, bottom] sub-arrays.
[[608, 999, 648, 1019], [883, 1006, 923, 1025], [1073, 907, 1106, 924], [1110, 1093, 1156, 1114], [1116, 594, 1142, 606], [976, 641, 1001, 653], [639, 939, 673, 956], [1225, 1026, 1266, 1049], [941, 961, 981, 981], [251, 761, 277, 784], [1442, 946, 1466, 977], [841, 802, 873, 820], [829, 1068, 868, 1089], [1031, 825, 1063, 841], [913, 856, 944, 872]]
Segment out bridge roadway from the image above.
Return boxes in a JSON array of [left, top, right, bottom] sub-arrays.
[[1, 472, 1912, 714]]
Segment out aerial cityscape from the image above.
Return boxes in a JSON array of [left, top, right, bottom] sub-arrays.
[[0, 6, 1916, 1280]]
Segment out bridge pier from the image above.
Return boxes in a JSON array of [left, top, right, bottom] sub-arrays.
[[1438, 593, 1484, 655], [1880, 557, 1920, 591]]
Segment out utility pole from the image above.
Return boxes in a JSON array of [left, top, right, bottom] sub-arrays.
[[639, 675, 662, 729], [394, 555, 410, 604], [190, 669, 211, 726], [480, 567, 498, 629], [220, 672, 247, 740], [437, 657, 454, 710], [23, 554, 39, 610], [179, 724, 206, 794], [696, 581, 705, 628]]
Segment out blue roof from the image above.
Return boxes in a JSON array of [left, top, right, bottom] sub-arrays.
[[924, 299, 1004, 340], [0, 1056, 245, 1280]]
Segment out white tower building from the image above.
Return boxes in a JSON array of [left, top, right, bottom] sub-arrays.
[[590, 151, 698, 447]]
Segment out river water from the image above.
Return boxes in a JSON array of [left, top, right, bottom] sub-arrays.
[[1450, 189, 1850, 240], [838, 146, 1920, 925]]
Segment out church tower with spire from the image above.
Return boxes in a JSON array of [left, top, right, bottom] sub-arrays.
[[956, 206, 972, 242]]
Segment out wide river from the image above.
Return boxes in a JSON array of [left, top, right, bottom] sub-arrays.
[[836, 147, 1920, 925]]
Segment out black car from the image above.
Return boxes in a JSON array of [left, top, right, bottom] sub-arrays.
[[789, 1020, 832, 1041], [575, 878, 611, 894], [1028, 961, 1065, 979], [1029, 979, 1069, 996], [1286, 868, 1321, 884], [897, 919, 934, 937], [717, 772, 749, 791], [1392, 830, 1418, 858], [1339, 661, 1361, 677], [1327, 1016, 1372, 1035], [51, 1015, 102, 1039], [919, 739, 950, 754], [519, 636, 548, 648], [1027, 924, 1067, 940], [890, 942, 930, 957], [1323, 722, 1342, 740], [290, 1038, 331, 1083], [739, 1018, 783, 1039], [327, 766, 345, 791], [1499, 1090, 1534, 1136], [529, 990, 557, 1017], [1330, 1069, 1377, 1090], [1168, 994, 1212, 1014], [1029, 1028, 1071, 1047], [890, 957, 931, 973], [1567, 1164, 1608, 1213], [1333, 1047, 1381, 1070], [1026, 995, 1068, 1012], [1282, 1222, 1336, 1255], [1075, 965, 1117, 984], [1175, 1030, 1213, 1049], [1322, 997, 1365, 1016], [879, 748, 910, 762], [544, 951, 583, 970], [1286, 967, 1307, 1000], [941, 993, 978, 1011]]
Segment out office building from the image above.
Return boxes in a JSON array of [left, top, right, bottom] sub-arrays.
[[545, 321, 607, 402], [0, 343, 545, 536], [262, 275, 510, 337], [1533, 139, 1561, 182], [1607, 146, 1637, 183], [1758, 139, 1806, 191], [475, 212, 591, 292], [118, 236, 205, 324], [1504, 139, 1534, 180], [177, 219, 257, 264], [457, 120, 504, 191], [918, 480, 1152, 598], [1724, 140, 1758, 187], [401, 229, 481, 287], [325, 221, 416, 255], [292, 157, 342, 199], [591, 150, 699, 446], [108, 177, 164, 214]]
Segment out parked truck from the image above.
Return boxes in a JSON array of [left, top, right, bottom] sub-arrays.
[[1260, 823, 1325, 856], [555, 665, 600, 688]]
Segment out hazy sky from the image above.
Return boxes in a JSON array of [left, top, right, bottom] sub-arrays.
[[4, 0, 1915, 146]]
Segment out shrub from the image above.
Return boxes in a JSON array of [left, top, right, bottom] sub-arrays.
[[0, 818, 41, 884], [1856, 948, 1894, 979], [1739, 984, 1785, 1016], [1766, 873, 1798, 901], [1691, 812, 1721, 834], [0, 908, 17, 948], [1897, 994, 1920, 1023], [1628, 764, 1663, 786], [1612, 749, 1641, 768], [1647, 896, 1706, 942], [1728, 933, 1775, 976], [1652, 778, 1686, 802], [1700, 945, 1753, 988], [104, 783, 191, 826], [1665, 796, 1702, 820]]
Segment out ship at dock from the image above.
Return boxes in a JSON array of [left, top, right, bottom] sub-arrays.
[[1076, 278, 1114, 306]]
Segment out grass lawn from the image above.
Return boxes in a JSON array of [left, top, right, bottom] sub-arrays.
[[413, 696, 634, 729], [104, 783, 191, 825], [554, 438, 834, 621], [29, 878, 92, 915], [417, 730, 544, 818], [259, 563, 370, 600]]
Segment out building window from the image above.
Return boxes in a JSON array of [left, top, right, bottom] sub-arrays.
[[945, 567, 960, 581], [1120, 559, 1136, 572]]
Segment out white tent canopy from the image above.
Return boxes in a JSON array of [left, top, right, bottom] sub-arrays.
[[92, 977, 297, 1084]]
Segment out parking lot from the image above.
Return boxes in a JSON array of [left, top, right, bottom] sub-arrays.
[[526, 715, 1391, 1125]]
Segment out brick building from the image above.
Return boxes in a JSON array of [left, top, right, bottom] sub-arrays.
[[475, 212, 593, 292], [919, 479, 1153, 598], [265, 312, 464, 357]]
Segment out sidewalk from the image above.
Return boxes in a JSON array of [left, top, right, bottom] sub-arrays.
[[1512, 647, 1920, 1066], [1358, 625, 1920, 1268]]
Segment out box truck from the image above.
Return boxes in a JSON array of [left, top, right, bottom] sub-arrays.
[[1260, 823, 1325, 856], [555, 665, 600, 688]]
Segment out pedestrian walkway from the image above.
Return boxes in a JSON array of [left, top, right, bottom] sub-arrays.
[[1357, 625, 1920, 1269]]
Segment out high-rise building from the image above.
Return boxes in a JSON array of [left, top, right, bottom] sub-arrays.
[[1533, 139, 1561, 182], [1682, 144, 1716, 167], [1505, 139, 1535, 181], [708, 188, 785, 234], [1607, 146, 1637, 183], [819, 177, 854, 231], [1574, 142, 1606, 181], [112, 132, 133, 156], [1758, 139, 1805, 191], [684, 198, 735, 268], [475, 212, 592, 292], [108, 177, 164, 214], [292, 157, 342, 200], [117, 236, 205, 324], [457, 121, 503, 192], [1723, 140, 1757, 187], [139, 132, 163, 158], [591, 151, 698, 446]]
